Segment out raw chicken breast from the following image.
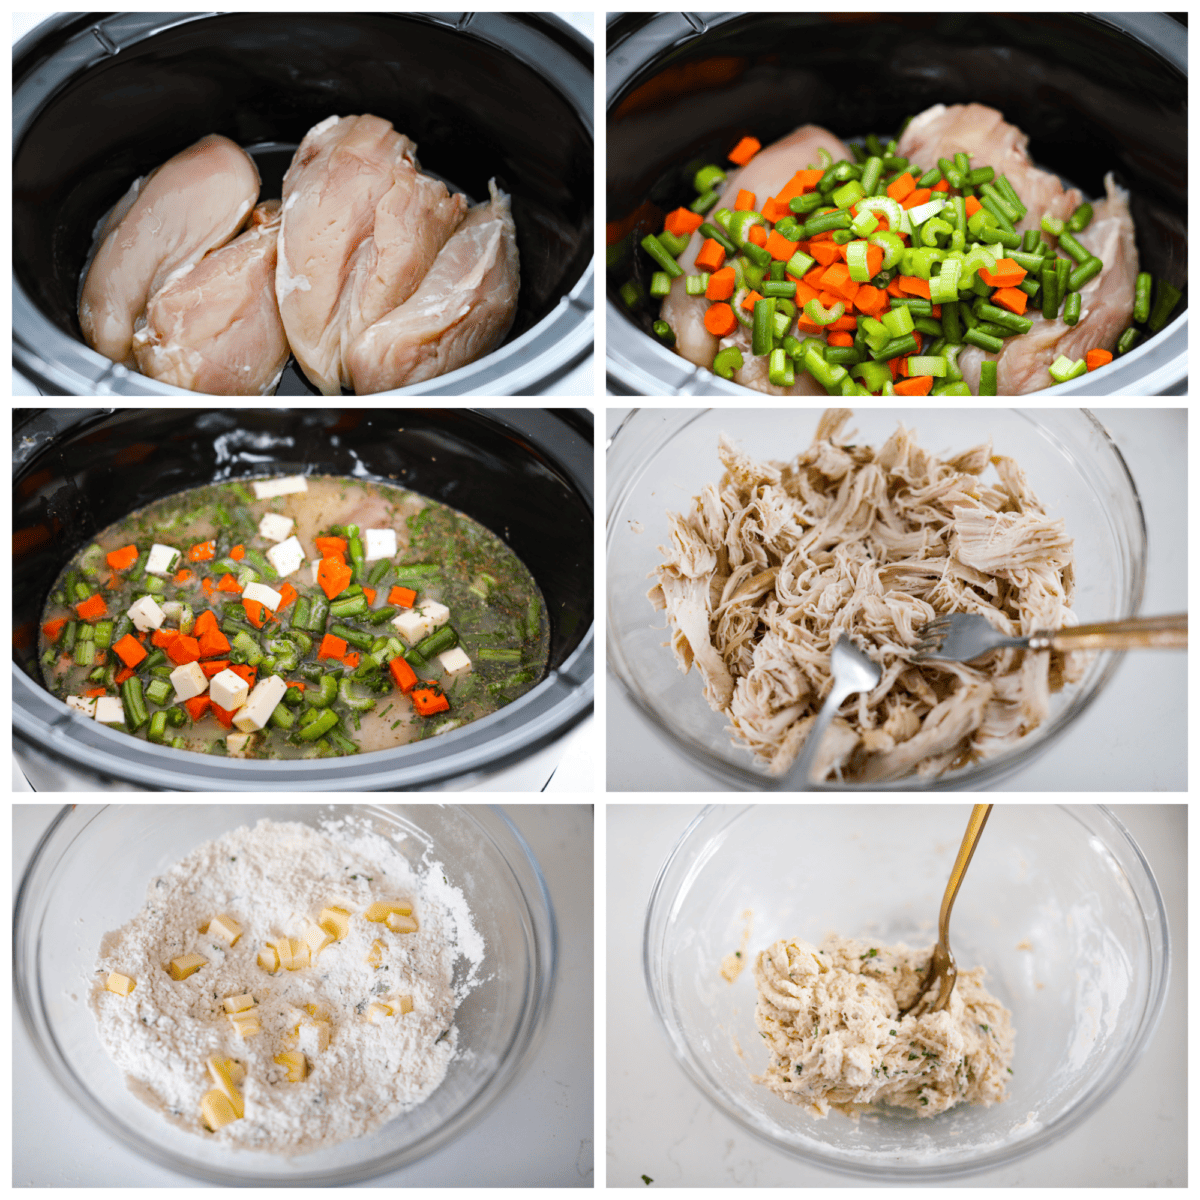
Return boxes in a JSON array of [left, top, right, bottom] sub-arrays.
[[79, 134, 261, 365], [897, 103, 1081, 235], [131, 201, 289, 395], [346, 181, 519, 394], [276, 114, 467, 395], [958, 174, 1137, 394], [660, 124, 851, 393]]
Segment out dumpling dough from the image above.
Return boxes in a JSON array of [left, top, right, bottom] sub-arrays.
[[752, 934, 1014, 1117]]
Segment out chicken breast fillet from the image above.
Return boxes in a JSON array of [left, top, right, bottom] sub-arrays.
[[79, 134, 261, 365], [131, 201, 289, 396], [346, 180, 519, 394], [276, 114, 467, 395], [661, 124, 853, 395]]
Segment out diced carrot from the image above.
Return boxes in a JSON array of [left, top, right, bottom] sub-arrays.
[[663, 207, 704, 238], [964, 195, 983, 217], [739, 289, 764, 313], [183, 695, 212, 722], [106, 544, 138, 571], [187, 540, 216, 562], [745, 224, 768, 248], [886, 277, 905, 297], [198, 628, 230, 657], [855, 284, 887, 316], [115, 666, 135, 685], [200, 660, 230, 678], [886, 171, 916, 202], [808, 241, 841, 266], [210, 701, 236, 729], [151, 628, 179, 650], [362, 587, 376, 606], [217, 573, 242, 594], [902, 187, 932, 210], [760, 196, 789, 224], [819, 263, 859, 304], [802, 265, 827, 288], [167, 635, 201, 665], [733, 188, 756, 212], [411, 685, 450, 717], [817, 290, 842, 311], [243, 598, 267, 629], [693, 238, 726, 273], [193, 609, 218, 637], [704, 302, 737, 337], [897, 276, 931, 300], [276, 582, 298, 611], [314, 536, 348, 560], [793, 280, 821, 307], [894, 375, 934, 396], [317, 557, 352, 600], [765, 230, 799, 261], [728, 136, 761, 166], [202, 578, 214, 598], [389, 585, 418, 608], [73, 593, 106, 622], [864, 244, 884, 278], [174, 568, 193, 584], [1086, 348, 1114, 371], [318, 633, 348, 661], [705, 266, 737, 301], [774, 169, 823, 207], [343, 652, 360, 669], [83, 686, 107, 698], [286, 680, 306, 691], [828, 315, 859, 332], [930, 304, 942, 318], [113, 634, 147, 668], [990, 286, 1029, 315], [979, 259, 1027, 288], [230, 544, 245, 561], [793, 316, 827, 336], [229, 663, 257, 687], [932, 179, 950, 192], [42, 618, 68, 643], [106, 572, 120, 591], [389, 656, 419, 694], [826, 331, 854, 348]]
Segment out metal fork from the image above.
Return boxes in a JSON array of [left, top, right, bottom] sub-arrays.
[[778, 637, 881, 789], [911, 612, 1187, 664]]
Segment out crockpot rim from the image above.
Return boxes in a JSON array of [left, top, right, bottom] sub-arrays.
[[12, 10, 595, 398], [603, 10, 1187, 397], [13, 406, 595, 790]]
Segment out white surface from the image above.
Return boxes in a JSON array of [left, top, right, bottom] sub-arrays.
[[14, 803, 594, 1186], [605, 408, 1187, 791], [606, 803, 1185, 1186], [12, 11, 595, 399]]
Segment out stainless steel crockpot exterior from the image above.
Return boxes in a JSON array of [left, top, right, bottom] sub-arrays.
[[13, 408, 593, 790], [13, 12, 593, 396], [606, 12, 1187, 396]]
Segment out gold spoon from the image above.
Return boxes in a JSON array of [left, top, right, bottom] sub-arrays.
[[899, 803, 993, 1017]]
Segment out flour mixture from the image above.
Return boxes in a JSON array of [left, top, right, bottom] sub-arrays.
[[752, 934, 1013, 1118], [90, 817, 483, 1153]]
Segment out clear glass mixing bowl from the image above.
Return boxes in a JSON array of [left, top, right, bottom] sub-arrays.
[[607, 408, 1147, 789], [644, 804, 1169, 1181], [14, 804, 556, 1185]]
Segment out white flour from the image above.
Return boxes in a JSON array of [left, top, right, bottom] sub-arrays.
[[89, 817, 483, 1154]]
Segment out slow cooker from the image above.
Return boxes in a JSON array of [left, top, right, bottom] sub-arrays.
[[13, 408, 593, 790], [606, 12, 1186, 396], [13, 12, 593, 396]]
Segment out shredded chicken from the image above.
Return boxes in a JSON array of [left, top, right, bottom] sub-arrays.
[[648, 411, 1084, 782]]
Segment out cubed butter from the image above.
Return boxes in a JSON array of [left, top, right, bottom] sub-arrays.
[[364, 901, 413, 923], [367, 1001, 393, 1024], [232, 674, 288, 732], [225, 731, 254, 757], [272, 938, 294, 971], [318, 906, 352, 940], [206, 1054, 245, 1118], [165, 953, 207, 980], [229, 1012, 262, 1038], [208, 914, 242, 945], [105, 971, 136, 996], [274, 1049, 307, 1082], [288, 938, 310, 970], [201, 1087, 239, 1130], [209, 668, 249, 712], [397, 994, 414, 1015], [257, 944, 280, 973], [170, 660, 208, 703], [363, 528, 398, 561], [365, 938, 386, 967], [437, 646, 472, 677], [161, 600, 194, 633], [258, 512, 295, 542], [391, 602, 450, 645], [302, 919, 332, 959], [127, 594, 166, 632], [385, 912, 419, 934], [266, 535, 305, 578], [242, 581, 283, 611], [94, 696, 125, 724], [252, 475, 308, 500], [67, 695, 98, 717], [222, 993, 256, 1014], [145, 543, 180, 577]]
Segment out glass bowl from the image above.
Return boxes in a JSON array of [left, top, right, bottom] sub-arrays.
[[643, 804, 1170, 1181], [607, 408, 1147, 790], [14, 804, 556, 1185]]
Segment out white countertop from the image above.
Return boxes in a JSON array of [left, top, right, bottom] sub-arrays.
[[14, 803, 594, 1186], [605, 408, 1187, 791], [605, 803, 1185, 1186]]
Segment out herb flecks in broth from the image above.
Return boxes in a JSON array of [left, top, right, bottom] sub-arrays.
[[39, 475, 549, 760]]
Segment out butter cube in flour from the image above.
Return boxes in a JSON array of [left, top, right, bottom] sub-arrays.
[[201, 1088, 239, 1130], [165, 953, 207, 980], [318, 906, 352, 940], [105, 972, 136, 996], [275, 1050, 307, 1082], [208, 914, 242, 945]]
